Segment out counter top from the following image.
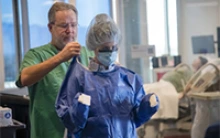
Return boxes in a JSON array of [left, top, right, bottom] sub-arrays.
[[0, 88, 29, 105], [0, 87, 28, 96]]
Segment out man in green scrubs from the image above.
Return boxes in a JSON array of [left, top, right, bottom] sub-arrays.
[[15, 2, 94, 138]]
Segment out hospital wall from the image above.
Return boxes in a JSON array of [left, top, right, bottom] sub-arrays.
[[177, 0, 220, 65]]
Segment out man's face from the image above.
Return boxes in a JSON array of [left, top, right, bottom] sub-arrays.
[[49, 10, 77, 50]]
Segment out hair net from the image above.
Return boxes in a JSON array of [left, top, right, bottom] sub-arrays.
[[86, 13, 121, 51]]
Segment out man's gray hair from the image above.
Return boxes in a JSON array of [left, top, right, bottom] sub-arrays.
[[48, 2, 78, 23]]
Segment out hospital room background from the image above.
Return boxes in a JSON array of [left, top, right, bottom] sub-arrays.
[[0, 0, 219, 138]]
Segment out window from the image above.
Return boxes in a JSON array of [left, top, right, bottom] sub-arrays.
[[147, 0, 167, 56], [114, 0, 178, 83], [167, 0, 178, 55], [0, 0, 17, 88], [0, 0, 69, 89], [147, 0, 178, 56], [28, 0, 56, 48]]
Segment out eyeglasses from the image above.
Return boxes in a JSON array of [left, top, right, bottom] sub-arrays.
[[98, 45, 118, 52], [51, 22, 78, 30]]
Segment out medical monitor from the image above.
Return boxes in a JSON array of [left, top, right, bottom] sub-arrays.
[[191, 35, 215, 54]]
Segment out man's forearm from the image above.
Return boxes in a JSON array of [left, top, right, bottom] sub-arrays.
[[20, 55, 63, 86]]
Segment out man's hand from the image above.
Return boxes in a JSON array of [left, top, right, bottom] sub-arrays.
[[56, 42, 81, 62], [20, 42, 81, 87]]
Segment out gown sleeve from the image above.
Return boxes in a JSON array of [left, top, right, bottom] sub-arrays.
[[55, 57, 90, 134], [131, 75, 159, 128]]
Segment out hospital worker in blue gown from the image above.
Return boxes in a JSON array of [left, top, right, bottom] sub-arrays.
[[55, 13, 159, 138]]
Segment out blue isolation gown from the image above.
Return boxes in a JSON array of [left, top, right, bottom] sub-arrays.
[[55, 57, 159, 138]]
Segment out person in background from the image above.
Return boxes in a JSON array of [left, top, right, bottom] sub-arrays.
[[15, 2, 94, 138], [55, 13, 159, 138], [192, 56, 208, 72]]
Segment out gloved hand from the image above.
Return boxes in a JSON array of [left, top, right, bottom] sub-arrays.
[[143, 93, 159, 115], [78, 93, 91, 106], [134, 93, 159, 127], [149, 94, 159, 107]]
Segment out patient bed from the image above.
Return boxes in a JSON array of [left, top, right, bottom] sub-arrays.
[[138, 81, 192, 138], [138, 60, 220, 138], [137, 64, 194, 138]]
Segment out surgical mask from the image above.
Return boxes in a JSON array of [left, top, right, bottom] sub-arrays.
[[97, 51, 118, 66]]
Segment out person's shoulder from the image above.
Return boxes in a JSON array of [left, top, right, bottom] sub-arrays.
[[26, 43, 55, 57], [81, 46, 88, 51], [22, 44, 52, 60], [80, 46, 89, 51], [29, 43, 50, 52], [116, 65, 143, 85], [81, 46, 94, 55], [117, 65, 138, 76]]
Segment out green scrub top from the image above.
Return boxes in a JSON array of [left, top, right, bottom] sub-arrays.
[[16, 43, 94, 138]]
